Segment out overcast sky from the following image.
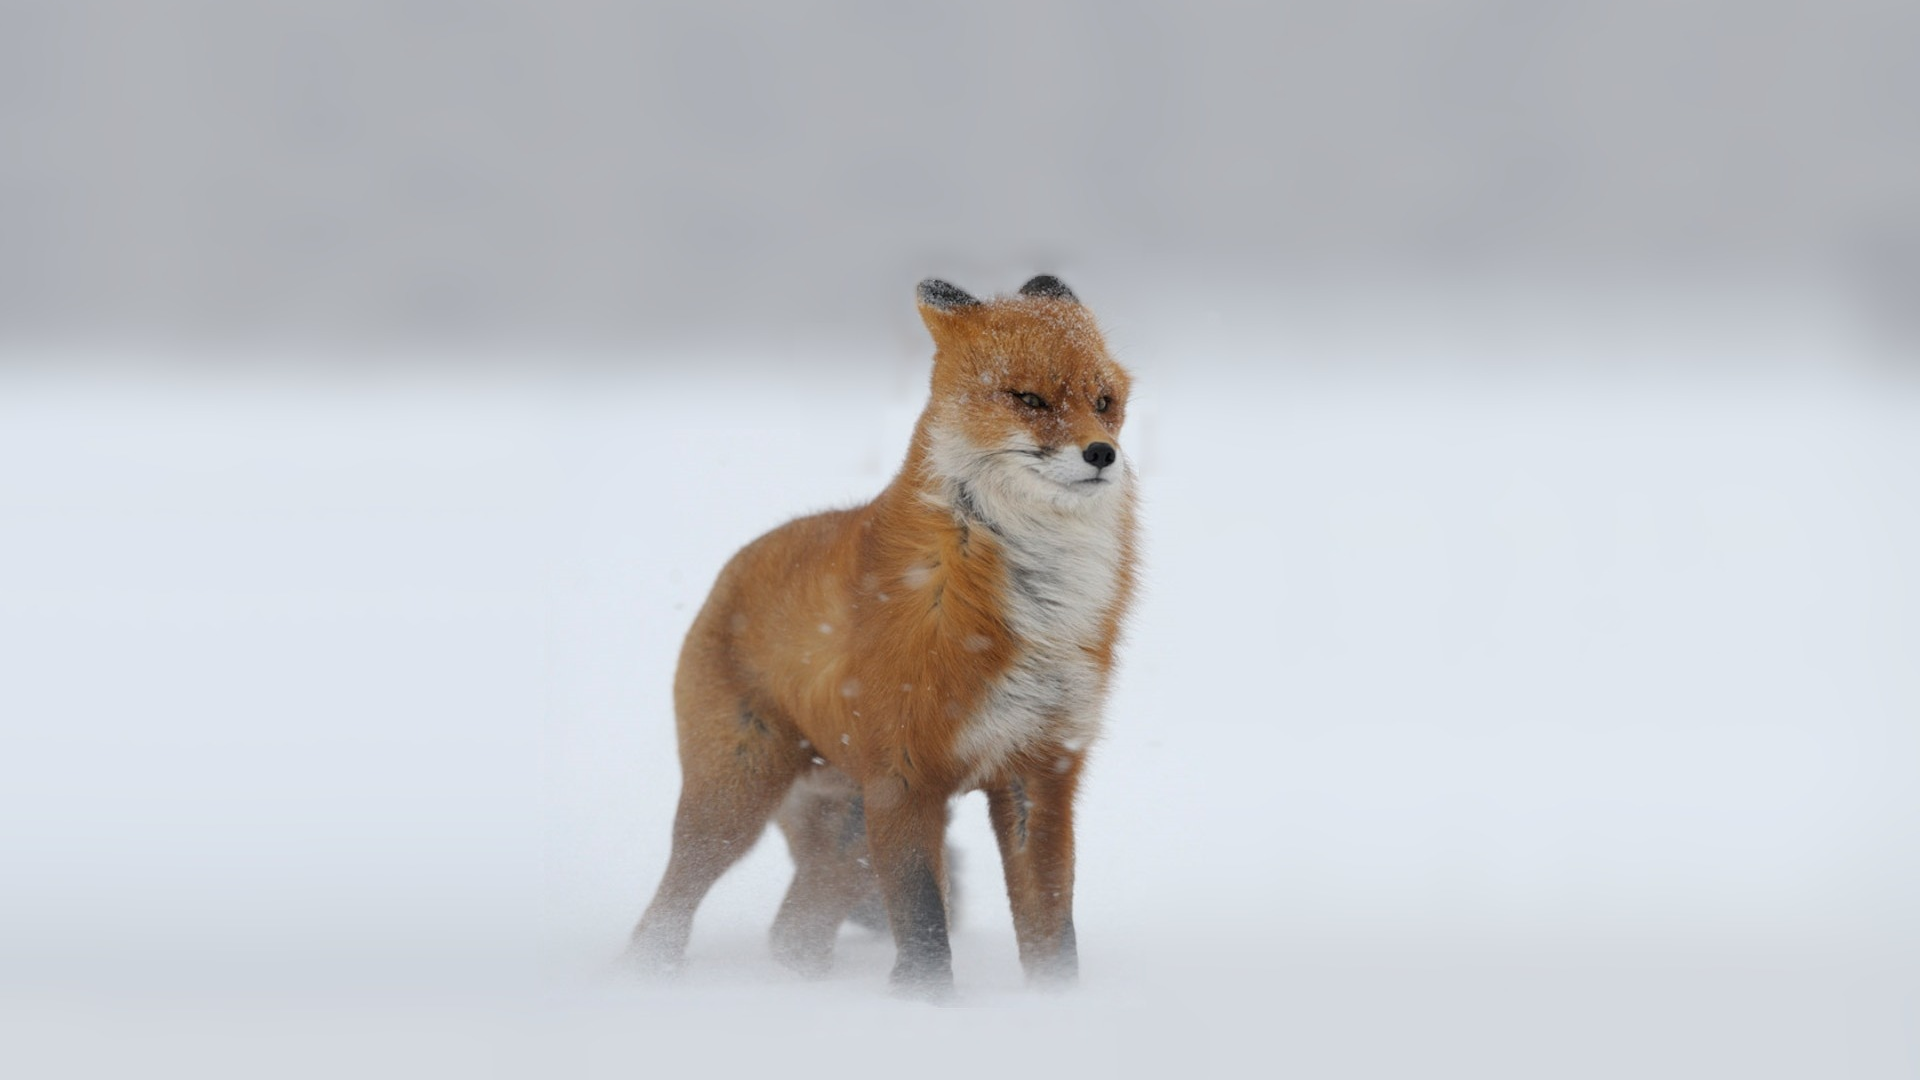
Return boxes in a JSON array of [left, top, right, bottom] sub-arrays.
[[2, 1, 1915, 350]]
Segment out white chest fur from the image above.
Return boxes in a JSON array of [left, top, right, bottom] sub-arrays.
[[924, 425, 1130, 782]]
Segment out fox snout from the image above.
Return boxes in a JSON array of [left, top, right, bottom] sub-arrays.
[[1037, 437, 1122, 491]]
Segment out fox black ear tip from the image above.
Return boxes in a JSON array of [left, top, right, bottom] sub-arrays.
[[1017, 275, 1077, 302], [917, 279, 980, 311]]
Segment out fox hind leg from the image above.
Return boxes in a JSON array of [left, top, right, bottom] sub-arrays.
[[625, 694, 802, 974], [769, 777, 875, 977]]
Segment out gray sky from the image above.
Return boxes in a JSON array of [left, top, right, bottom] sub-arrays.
[[2, 0, 1915, 350]]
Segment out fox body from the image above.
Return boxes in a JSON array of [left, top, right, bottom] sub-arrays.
[[627, 276, 1137, 995]]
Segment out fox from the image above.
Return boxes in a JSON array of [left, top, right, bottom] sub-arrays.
[[624, 275, 1137, 997]]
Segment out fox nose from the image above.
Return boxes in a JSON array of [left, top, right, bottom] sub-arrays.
[[1082, 442, 1117, 469]]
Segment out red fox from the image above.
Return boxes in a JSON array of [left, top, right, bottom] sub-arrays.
[[625, 275, 1137, 996]]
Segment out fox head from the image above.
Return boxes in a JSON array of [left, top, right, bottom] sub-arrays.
[[914, 276, 1133, 517]]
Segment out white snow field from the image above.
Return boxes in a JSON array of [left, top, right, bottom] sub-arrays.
[[3, 308, 1918, 1076]]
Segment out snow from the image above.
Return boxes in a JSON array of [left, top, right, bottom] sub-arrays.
[[1, 317, 1917, 1076]]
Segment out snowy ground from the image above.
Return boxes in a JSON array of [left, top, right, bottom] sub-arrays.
[[3, 311, 1918, 1076]]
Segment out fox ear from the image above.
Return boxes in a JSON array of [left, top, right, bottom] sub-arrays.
[[1017, 275, 1077, 303], [917, 279, 981, 313], [917, 279, 982, 343]]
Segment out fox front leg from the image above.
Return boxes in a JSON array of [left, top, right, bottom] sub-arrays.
[[986, 759, 1081, 987], [862, 777, 954, 998]]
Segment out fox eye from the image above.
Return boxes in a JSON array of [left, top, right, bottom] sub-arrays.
[[1095, 395, 1112, 413], [1014, 392, 1048, 410]]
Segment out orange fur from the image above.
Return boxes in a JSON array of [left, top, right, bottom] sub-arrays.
[[626, 278, 1137, 996]]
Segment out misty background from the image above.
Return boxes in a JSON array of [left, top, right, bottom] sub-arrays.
[[2, 0, 1917, 354], [3, 3, 1918, 1077]]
